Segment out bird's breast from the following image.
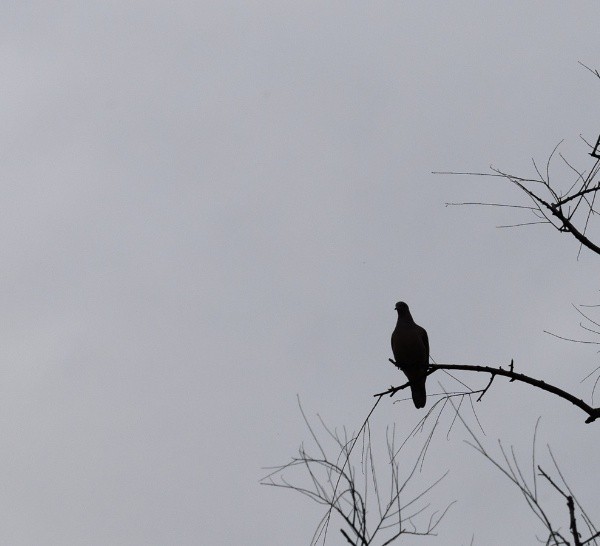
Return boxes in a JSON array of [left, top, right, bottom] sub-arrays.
[[391, 327, 427, 365]]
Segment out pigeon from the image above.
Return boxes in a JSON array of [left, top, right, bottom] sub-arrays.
[[391, 302, 429, 408]]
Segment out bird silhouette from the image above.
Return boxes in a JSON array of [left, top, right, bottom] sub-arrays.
[[391, 302, 429, 408]]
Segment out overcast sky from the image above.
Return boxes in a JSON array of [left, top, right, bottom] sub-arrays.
[[2, 2, 600, 545]]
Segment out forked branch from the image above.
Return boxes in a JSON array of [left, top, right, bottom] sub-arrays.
[[436, 134, 600, 258]]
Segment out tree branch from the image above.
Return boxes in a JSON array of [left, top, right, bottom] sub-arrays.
[[545, 201, 600, 255], [375, 361, 600, 424], [538, 466, 582, 546], [436, 148, 600, 257]]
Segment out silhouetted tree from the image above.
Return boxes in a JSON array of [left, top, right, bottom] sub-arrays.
[[264, 63, 600, 545]]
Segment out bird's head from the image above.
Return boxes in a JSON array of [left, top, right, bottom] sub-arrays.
[[395, 301, 410, 315]]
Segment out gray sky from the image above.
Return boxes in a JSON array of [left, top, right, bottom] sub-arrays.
[[2, 2, 600, 544]]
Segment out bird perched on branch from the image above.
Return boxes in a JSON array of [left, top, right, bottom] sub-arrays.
[[391, 302, 429, 408]]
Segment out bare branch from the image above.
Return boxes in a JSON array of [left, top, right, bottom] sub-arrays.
[[445, 201, 538, 210], [496, 221, 550, 228], [578, 61, 600, 80], [377, 361, 600, 424], [539, 467, 582, 546], [438, 145, 600, 256], [262, 405, 452, 545], [543, 330, 600, 345]]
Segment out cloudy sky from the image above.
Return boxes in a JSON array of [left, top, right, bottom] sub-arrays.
[[2, 2, 600, 545]]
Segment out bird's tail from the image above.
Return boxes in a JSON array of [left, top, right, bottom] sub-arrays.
[[411, 378, 427, 409]]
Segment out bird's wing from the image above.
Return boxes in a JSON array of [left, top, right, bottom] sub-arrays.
[[417, 325, 429, 363]]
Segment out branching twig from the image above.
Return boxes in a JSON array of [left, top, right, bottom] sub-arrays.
[[456, 414, 599, 546], [262, 405, 453, 545], [435, 141, 600, 257], [538, 466, 582, 546]]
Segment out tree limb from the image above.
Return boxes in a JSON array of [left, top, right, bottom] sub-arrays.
[[375, 361, 600, 424]]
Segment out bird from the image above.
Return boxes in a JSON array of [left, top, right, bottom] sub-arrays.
[[391, 302, 429, 408]]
